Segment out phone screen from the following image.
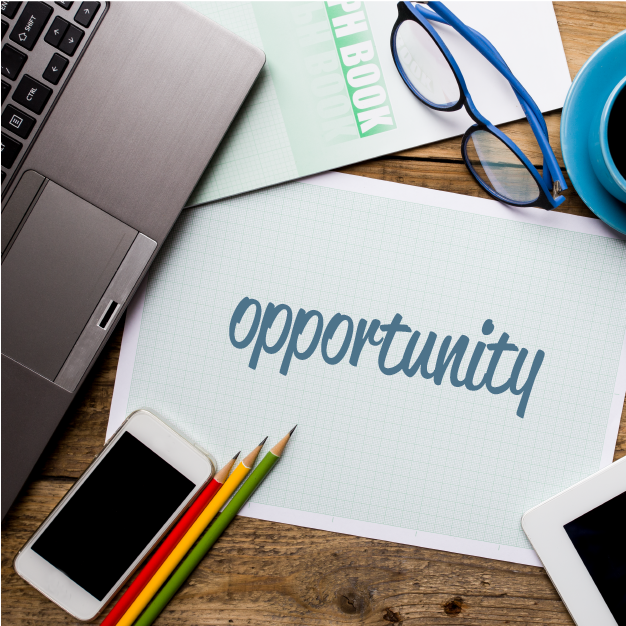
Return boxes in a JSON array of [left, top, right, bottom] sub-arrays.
[[32, 432, 195, 601], [564, 490, 626, 625]]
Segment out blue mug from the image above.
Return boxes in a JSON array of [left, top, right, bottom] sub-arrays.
[[588, 75, 626, 203]]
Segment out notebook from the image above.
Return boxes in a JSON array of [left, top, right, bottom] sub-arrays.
[[109, 174, 626, 566], [185, 1, 571, 206]]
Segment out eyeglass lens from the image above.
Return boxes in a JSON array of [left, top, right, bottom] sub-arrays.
[[466, 130, 540, 203], [394, 20, 460, 107]]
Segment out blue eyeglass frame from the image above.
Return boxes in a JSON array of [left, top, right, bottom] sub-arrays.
[[391, 1, 568, 210]]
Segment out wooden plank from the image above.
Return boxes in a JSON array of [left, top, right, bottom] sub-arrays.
[[339, 159, 595, 218], [554, 2, 626, 76], [396, 111, 565, 168], [2, 481, 574, 625]]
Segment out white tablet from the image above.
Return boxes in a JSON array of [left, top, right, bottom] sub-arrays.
[[522, 456, 626, 626]]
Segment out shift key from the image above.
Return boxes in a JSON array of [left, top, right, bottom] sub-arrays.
[[9, 2, 53, 51]]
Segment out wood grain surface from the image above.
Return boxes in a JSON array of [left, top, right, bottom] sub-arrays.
[[3, 4, 625, 625]]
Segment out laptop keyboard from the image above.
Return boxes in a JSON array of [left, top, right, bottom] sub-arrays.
[[1, 1, 105, 186]]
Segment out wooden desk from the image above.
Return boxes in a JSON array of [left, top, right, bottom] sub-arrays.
[[3, 4, 625, 624]]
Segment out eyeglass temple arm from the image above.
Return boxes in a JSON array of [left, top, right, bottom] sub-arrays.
[[426, 1, 565, 192], [465, 31, 555, 190], [414, 2, 566, 194], [427, 5, 555, 190], [412, 5, 555, 179], [414, 3, 547, 134]]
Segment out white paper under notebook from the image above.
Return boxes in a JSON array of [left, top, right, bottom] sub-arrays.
[[109, 174, 626, 566], [185, 1, 571, 205]]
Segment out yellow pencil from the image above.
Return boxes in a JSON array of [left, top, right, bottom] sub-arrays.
[[116, 439, 266, 626]]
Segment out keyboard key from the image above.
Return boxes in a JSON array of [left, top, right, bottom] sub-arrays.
[[12, 74, 51, 113], [42, 52, 67, 84], [1, 44, 27, 80], [2, 170, 5, 182], [43, 14, 67, 46], [9, 1, 53, 51], [74, 0, 97, 27], [2, 103, 35, 138], [1, 1, 22, 18], [55, 0, 71, 7], [57, 20, 80, 54], [2, 19, 8, 37], [1, 131, 22, 168], [2, 80, 10, 102]]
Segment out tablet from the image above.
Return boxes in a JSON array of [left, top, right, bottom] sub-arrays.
[[522, 456, 626, 626]]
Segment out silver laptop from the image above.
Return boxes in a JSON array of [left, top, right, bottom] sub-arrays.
[[1, 1, 264, 519]]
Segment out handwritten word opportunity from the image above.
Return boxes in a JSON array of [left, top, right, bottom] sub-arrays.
[[229, 298, 545, 418]]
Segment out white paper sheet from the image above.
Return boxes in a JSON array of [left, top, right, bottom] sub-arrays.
[[109, 174, 626, 567]]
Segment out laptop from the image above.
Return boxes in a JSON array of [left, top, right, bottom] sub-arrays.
[[1, 1, 264, 519]]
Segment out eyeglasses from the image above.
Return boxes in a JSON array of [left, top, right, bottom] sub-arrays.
[[391, 1, 567, 210]]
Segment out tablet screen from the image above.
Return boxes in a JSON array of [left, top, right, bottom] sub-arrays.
[[564, 490, 626, 625], [32, 432, 195, 601]]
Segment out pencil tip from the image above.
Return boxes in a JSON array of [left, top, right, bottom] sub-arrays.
[[232, 451, 241, 460], [259, 436, 268, 447], [270, 426, 297, 457]]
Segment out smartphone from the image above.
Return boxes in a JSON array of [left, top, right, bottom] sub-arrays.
[[14, 409, 215, 621]]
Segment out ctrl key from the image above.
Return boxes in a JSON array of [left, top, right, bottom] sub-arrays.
[[12, 74, 51, 114], [1, 132, 22, 168]]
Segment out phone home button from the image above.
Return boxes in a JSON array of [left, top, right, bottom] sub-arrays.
[[44, 568, 72, 604]]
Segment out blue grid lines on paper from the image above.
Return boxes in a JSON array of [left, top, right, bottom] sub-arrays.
[[127, 181, 626, 550]]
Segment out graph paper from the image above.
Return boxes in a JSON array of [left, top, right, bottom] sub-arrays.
[[109, 174, 626, 565]]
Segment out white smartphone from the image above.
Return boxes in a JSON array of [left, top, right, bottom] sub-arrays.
[[14, 409, 215, 621]]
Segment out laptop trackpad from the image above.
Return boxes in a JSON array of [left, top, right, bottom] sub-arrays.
[[2, 181, 137, 381]]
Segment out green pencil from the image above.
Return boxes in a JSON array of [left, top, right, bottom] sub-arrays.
[[134, 426, 297, 626]]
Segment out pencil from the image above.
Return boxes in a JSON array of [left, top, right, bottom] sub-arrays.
[[135, 426, 297, 626], [115, 439, 267, 626], [101, 452, 240, 626]]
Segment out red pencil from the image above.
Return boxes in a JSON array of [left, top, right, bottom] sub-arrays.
[[101, 452, 239, 626]]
